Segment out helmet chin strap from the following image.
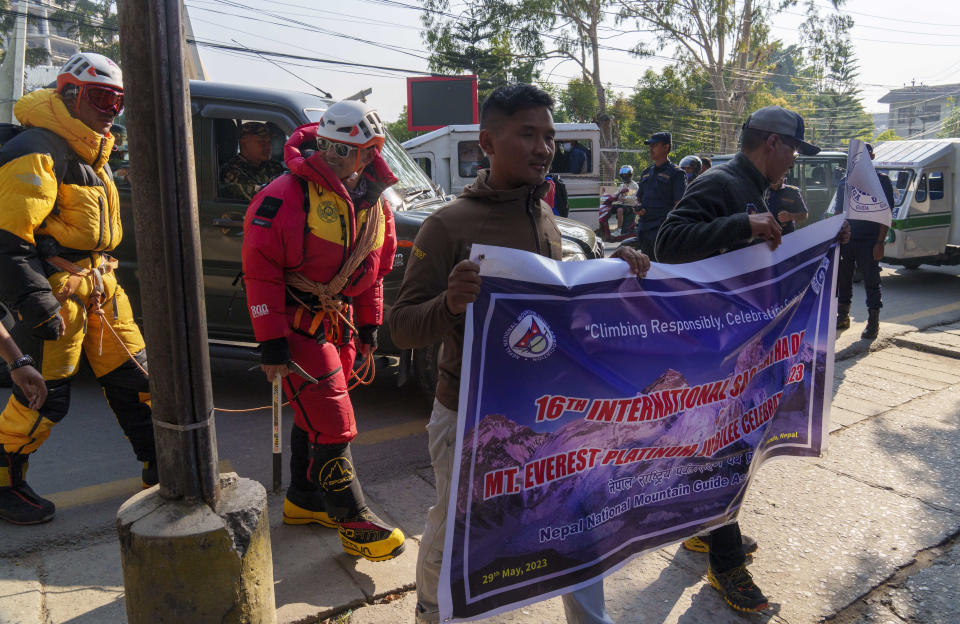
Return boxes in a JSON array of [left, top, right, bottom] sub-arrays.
[[340, 150, 365, 183]]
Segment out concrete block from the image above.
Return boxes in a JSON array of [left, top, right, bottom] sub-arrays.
[[272, 516, 366, 623], [738, 459, 958, 624], [847, 361, 950, 391], [833, 380, 904, 408], [0, 556, 42, 624], [829, 406, 865, 430], [117, 473, 275, 624], [881, 347, 960, 375], [821, 409, 960, 513], [837, 368, 928, 401], [880, 384, 960, 427], [893, 331, 960, 359], [831, 393, 889, 418], [850, 542, 960, 624], [362, 473, 435, 540], [863, 353, 960, 385], [41, 540, 125, 624]]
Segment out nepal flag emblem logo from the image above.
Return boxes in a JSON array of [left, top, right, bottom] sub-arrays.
[[504, 310, 557, 361]]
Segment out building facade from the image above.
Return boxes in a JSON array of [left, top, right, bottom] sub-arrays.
[[879, 83, 960, 139]]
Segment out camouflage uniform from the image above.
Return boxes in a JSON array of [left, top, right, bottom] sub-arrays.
[[219, 153, 284, 200], [219, 122, 284, 200]]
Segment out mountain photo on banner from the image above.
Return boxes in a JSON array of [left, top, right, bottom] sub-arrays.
[[842, 139, 892, 227]]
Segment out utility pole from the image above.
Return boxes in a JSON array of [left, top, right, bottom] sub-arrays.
[[0, 0, 28, 123], [115, 2, 275, 622]]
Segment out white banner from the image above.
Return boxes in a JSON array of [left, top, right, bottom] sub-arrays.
[[843, 139, 892, 227]]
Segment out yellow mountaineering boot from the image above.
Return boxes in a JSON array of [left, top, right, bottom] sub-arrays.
[[283, 485, 337, 528], [337, 508, 406, 561], [308, 440, 406, 561]]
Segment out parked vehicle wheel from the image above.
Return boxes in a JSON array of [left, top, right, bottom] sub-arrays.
[[412, 342, 440, 402], [902, 261, 922, 270]]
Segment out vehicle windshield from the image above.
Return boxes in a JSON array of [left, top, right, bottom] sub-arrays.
[[304, 108, 437, 202], [876, 168, 913, 207], [381, 133, 438, 197]]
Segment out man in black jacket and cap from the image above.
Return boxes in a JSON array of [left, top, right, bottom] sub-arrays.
[[656, 105, 849, 613]]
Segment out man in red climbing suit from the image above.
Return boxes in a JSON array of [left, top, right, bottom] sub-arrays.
[[241, 99, 403, 562]]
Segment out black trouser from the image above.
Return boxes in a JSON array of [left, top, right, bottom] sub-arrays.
[[837, 239, 882, 310], [709, 522, 745, 572], [635, 228, 658, 258]]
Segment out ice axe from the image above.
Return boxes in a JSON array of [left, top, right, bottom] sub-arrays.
[[271, 361, 319, 494], [271, 375, 282, 493]]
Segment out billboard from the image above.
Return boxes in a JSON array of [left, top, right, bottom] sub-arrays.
[[407, 75, 479, 132]]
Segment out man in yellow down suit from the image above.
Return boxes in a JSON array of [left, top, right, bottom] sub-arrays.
[[0, 52, 157, 524]]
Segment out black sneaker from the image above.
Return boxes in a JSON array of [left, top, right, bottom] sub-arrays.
[[707, 564, 769, 613], [682, 533, 759, 555], [0, 482, 56, 525]]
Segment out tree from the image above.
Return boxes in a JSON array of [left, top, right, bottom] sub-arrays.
[[561, 78, 598, 123], [419, 0, 621, 177], [532, 0, 620, 177], [874, 128, 903, 142], [0, 1, 52, 67], [386, 106, 419, 144], [794, 1, 873, 149], [627, 65, 720, 154], [617, 0, 853, 152], [419, 1, 541, 101], [50, 0, 120, 62], [938, 106, 960, 138]]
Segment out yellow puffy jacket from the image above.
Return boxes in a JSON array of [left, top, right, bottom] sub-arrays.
[[0, 89, 120, 331]]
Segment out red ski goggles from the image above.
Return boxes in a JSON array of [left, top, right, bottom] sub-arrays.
[[81, 85, 125, 116]]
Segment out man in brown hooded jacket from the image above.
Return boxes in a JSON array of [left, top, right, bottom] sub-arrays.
[[390, 84, 649, 624]]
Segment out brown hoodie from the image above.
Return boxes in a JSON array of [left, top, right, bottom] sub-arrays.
[[388, 169, 563, 410]]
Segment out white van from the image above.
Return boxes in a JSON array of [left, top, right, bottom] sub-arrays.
[[872, 139, 960, 268], [402, 123, 604, 228]]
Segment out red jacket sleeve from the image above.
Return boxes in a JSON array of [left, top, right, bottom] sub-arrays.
[[241, 178, 305, 342], [351, 199, 397, 328]]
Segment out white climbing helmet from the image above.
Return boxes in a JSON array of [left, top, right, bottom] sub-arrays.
[[315, 100, 386, 151], [56, 52, 123, 92]]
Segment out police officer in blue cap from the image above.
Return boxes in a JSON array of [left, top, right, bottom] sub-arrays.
[[636, 132, 686, 255]]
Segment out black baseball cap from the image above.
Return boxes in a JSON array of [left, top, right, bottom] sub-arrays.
[[644, 131, 672, 145], [742, 106, 820, 156]]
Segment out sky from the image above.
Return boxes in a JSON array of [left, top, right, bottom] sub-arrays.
[[185, 0, 960, 130]]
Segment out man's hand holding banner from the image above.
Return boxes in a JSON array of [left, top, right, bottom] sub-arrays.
[[439, 216, 845, 620]]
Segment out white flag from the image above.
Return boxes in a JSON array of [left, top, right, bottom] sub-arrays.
[[842, 138, 892, 227]]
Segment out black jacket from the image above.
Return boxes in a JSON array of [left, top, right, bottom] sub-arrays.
[[655, 153, 770, 263]]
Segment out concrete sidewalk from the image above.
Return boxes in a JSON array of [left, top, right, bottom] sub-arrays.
[[2, 323, 959, 624]]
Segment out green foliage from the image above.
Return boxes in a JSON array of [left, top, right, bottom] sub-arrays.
[[785, 2, 874, 150], [419, 0, 541, 101], [561, 78, 598, 123], [937, 107, 960, 139], [873, 128, 902, 142], [50, 0, 120, 64], [386, 106, 421, 144], [626, 65, 720, 155]]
